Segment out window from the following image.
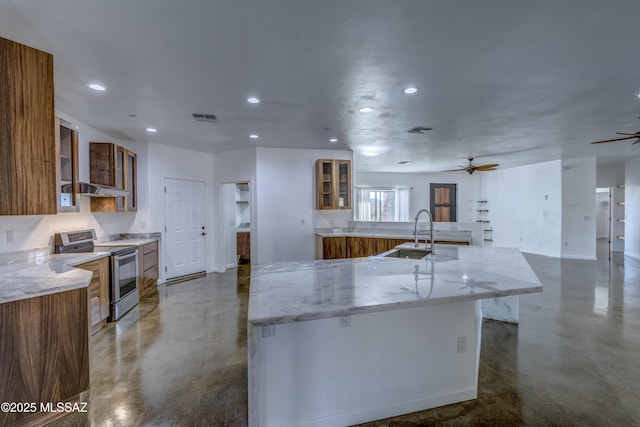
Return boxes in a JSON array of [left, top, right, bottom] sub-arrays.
[[354, 187, 410, 221]]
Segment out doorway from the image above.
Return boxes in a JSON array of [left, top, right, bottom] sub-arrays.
[[430, 183, 457, 222], [164, 178, 206, 281], [222, 181, 252, 270], [595, 187, 611, 259]]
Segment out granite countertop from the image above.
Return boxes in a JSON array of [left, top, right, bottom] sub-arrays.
[[248, 246, 542, 326], [95, 237, 159, 247], [0, 252, 110, 304], [315, 227, 472, 242]]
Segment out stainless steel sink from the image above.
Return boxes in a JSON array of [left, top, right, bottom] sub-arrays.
[[379, 248, 432, 260]]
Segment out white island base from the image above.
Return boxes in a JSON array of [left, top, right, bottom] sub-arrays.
[[249, 300, 482, 427]]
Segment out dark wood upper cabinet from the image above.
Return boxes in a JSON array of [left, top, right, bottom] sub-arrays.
[[0, 36, 56, 215], [316, 159, 351, 210], [89, 142, 137, 212]]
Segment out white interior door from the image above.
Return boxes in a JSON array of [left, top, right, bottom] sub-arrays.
[[165, 178, 206, 279]]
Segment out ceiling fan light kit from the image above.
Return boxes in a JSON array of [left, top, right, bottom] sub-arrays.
[[442, 157, 500, 175]]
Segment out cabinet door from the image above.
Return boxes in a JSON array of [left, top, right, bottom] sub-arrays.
[[115, 146, 126, 211], [316, 160, 335, 209], [335, 160, 351, 209], [0, 37, 55, 215], [323, 237, 347, 259], [125, 150, 137, 211], [56, 117, 79, 212]]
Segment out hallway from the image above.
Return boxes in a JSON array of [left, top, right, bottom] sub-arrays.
[[51, 245, 640, 426]]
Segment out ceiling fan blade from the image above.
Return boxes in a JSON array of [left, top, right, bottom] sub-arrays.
[[590, 136, 636, 144], [615, 132, 639, 136], [442, 168, 466, 172], [475, 163, 499, 170], [633, 138, 640, 145], [477, 167, 498, 171]]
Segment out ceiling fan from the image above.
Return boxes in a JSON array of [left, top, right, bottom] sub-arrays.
[[442, 158, 499, 175], [590, 132, 640, 145]]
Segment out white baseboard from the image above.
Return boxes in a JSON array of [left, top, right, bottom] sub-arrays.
[[625, 252, 640, 261], [225, 262, 238, 269], [561, 254, 597, 260]]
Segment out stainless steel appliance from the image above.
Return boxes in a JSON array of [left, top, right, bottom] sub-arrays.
[[54, 229, 139, 321]]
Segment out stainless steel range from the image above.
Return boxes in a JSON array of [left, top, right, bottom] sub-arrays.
[[54, 229, 139, 321]]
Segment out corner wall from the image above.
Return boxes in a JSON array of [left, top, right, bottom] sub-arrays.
[[480, 160, 562, 257], [561, 158, 596, 260], [625, 156, 640, 259], [255, 147, 352, 264]]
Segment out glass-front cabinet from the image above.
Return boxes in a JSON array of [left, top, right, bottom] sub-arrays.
[[316, 159, 351, 210], [56, 117, 79, 212]]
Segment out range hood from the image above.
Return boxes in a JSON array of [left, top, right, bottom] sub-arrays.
[[62, 182, 129, 197]]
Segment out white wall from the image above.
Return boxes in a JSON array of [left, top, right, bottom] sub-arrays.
[[0, 111, 148, 254], [625, 156, 640, 259], [561, 158, 596, 260], [480, 160, 562, 257], [146, 142, 215, 279], [256, 147, 352, 264], [354, 172, 480, 223]]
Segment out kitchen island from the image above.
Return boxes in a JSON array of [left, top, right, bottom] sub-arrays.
[[0, 251, 109, 426], [248, 246, 542, 427]]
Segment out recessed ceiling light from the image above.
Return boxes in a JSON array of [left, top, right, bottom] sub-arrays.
[[329, 138, 338, 143], [362, 151, 379, 157], [403, 86, 419, 94], [249, 134, 259, 139], [359, 107, 375, 113], [247, 97, 260, 104], [88, 83, 106, 91], [146, 127, 157, 133]]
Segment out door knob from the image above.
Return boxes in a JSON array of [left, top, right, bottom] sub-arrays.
[[202, 232, 207, 236]]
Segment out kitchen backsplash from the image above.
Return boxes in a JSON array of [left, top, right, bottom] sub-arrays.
[[98, 232, 161, 243]]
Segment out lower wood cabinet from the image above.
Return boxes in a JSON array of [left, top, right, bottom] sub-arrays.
[[237, 231, 250, 257], [139, 241, 159, 297], [317, 235, 470, 260], [0, 288, 90, 426], [76, 257, 109, 334]]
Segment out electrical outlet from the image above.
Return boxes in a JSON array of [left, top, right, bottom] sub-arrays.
[[140, 221, 146, 229], [6, 230, 14, 244], [339, 316, 351, 328], [300, 219, 305, 225], [457, 336, 467, 353], [262, 325, 276, 338]]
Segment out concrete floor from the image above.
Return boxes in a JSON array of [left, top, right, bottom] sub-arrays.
[[50, 241, 640, 426]]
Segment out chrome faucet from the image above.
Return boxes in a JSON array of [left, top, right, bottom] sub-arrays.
[[414, 208, 435, 254]]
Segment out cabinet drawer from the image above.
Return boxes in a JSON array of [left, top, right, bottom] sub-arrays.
[[143, 241, 158, 254], [143, 250, 158, 271]]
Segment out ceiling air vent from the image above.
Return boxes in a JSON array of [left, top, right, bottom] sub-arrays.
[[192, 113, 218, 122], [408, 126, 432, 134]]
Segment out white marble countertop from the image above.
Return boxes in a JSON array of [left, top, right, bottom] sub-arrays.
[[0, 252, 110, 304], [315, 227, 472, 242], [95, 237, 159, 247], [248, 246, 542, 326]]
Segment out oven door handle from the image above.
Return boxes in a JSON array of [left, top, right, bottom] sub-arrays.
[[114, 250, 138, 262]]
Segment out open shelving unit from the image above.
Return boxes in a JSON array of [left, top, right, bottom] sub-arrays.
[[476, 200, 493, 244]]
